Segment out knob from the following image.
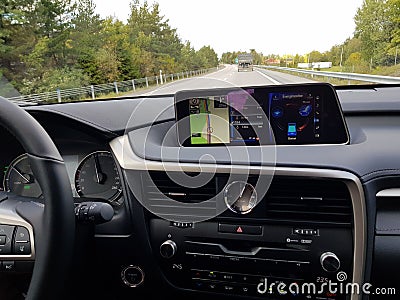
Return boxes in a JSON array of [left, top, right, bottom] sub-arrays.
[[320, 252, 340, 272], [121, 266, 144, 287], [160, 240, 177, 259]]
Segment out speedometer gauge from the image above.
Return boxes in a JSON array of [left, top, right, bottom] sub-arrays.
[[3, 154, 42, 198], [75, 151, 122, 204]]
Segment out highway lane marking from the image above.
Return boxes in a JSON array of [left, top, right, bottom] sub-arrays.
[[139, 65, 237, 96], [255, 69, 281, 85]]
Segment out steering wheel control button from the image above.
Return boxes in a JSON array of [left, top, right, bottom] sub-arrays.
[[10, 226, 31, 255], [121, 266, 144, 287], [14, 227, 30, 242], [14, 242, 31, 255], [0, 225, 15, 254], [0, 235, 6, 245], [1, 261, 15, 272]]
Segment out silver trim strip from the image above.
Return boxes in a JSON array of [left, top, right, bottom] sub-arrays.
[[376, 188, 400, 198], [0, 200, 35, 260], [110, 135, 366, 300]]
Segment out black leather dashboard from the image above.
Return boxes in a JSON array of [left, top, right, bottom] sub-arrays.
[[8, 84, 397, 300], [23, 86, 400, 181]]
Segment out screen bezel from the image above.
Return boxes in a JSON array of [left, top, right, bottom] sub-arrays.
[[175, 83, 350, 147]]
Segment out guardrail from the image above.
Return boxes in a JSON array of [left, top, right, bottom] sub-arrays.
[[255, 65, 400, 84], [7, 67, 220, 104]]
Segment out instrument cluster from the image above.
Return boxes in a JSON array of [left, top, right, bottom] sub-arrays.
[[2, 151, 123, 206]]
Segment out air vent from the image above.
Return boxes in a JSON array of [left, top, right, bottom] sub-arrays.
[[143, 172, 219, 221], [265, 178, 353, 225]]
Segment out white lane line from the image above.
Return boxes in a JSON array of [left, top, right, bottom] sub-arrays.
[[255, 69, 281, 85]]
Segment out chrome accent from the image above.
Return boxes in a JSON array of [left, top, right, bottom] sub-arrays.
[[224, 181, 257, 215], [121, 265, 145, 288], [110, 135, 366, 300], [300, 196, 323, 201], [376, 188, 400, 198], [167, 192, 186, 197], [320, 252, 340, 272], [0, 200, 35, 260], [160, 240, 177, 259]]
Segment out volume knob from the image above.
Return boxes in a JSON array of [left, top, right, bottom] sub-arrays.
[[320, 252, 340, 272], [160, 240, 177, 259]]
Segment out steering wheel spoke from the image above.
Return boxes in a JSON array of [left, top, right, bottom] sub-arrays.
[[0, 193, 37, 274]]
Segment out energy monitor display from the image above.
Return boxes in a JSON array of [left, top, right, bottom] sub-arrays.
[[175, 83, 349, 146]]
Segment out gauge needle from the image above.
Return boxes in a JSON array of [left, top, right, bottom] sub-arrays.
[[94, 155, 101, 184], [12, 166, 30, 183], [94, 154, 106, 184]]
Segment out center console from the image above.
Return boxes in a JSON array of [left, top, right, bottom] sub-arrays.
[[115, 83, 363, 300], [146, 174, 355, 300]]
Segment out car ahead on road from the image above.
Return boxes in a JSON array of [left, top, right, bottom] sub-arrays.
[[0, 1, 399, 300], [238, 54, 254, 72]]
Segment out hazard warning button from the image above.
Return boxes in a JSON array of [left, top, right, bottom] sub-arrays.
[[218, 224, 262, 235]]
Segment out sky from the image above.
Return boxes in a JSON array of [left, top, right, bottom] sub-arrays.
[[93, 0, 364, 56]]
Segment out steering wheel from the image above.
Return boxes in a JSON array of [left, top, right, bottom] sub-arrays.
[[0, 97, 75, 299]]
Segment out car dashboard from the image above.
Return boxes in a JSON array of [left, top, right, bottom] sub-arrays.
[[1, 84, 400, 300]]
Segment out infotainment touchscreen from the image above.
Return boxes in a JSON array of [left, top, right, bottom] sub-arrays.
[[175, 83, 349, 146]]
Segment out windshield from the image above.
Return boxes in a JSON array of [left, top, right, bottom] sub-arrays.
[[0, 0, 399, 104]]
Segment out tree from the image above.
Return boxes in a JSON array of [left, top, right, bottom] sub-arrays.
[[197, 46, 218, 68], [308, 50, 325, 62], [355, 0, 394, 65], [180, 41, 197, 70], [387, 0, 400, 59], [69, 0, 103, 72], [127, 0, 183, 75], [249, 49, 264, 65], [0, 0, 219, 95]]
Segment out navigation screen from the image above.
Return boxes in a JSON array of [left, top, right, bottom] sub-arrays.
[[188, 89, 266, 145], [176, 84, 349, 146], [189, 97, 230, 144]]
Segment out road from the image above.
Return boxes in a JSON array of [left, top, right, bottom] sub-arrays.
[[131, 64, 315, 96]]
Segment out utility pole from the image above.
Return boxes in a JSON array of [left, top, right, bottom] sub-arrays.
[[339, 46, 344, 69], [395, 46, 398, 66]]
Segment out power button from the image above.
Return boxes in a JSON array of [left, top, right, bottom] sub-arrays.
[[121, 266, 144, 287]]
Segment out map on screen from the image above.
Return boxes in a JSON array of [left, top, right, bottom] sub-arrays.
[[189, 97, 230, 144]]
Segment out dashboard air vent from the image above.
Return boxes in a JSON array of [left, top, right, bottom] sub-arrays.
[[143, 172, 219, 221], [265, 178, 353, 225]]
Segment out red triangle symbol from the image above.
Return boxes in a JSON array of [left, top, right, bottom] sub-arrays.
[[236, 226, 243, 233]]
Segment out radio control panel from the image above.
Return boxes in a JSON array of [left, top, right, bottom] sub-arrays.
[[149, 219, 353, 299]]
